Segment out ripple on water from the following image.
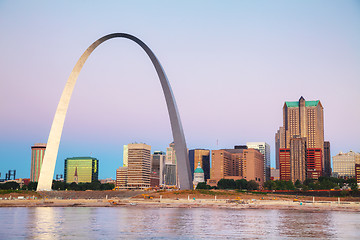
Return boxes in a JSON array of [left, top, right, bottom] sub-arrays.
[[0, 207, 359, 239]]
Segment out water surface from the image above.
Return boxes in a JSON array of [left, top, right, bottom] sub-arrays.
[[1, 207, 359, 239]]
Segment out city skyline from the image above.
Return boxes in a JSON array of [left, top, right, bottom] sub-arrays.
[[1, 1, 359, 179]]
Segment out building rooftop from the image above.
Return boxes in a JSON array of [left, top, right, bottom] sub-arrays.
[[194, 162, 204, 173], [285, 100, 319, 108], [65, 157, 98, 160]]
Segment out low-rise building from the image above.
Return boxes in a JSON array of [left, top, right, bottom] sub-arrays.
[[193, 162, 205, 189], [207, 148, 264, 187], [332, 151, 360, 178], [64, 157, 98, 183], [270, 168, 280, 181]]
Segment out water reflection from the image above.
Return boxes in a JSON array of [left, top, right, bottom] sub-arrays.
[[32, 207, 57, 239], [1, 207, 360, 239], [277, 210, 337, 239]]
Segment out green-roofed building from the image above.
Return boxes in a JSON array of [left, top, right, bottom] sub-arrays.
[[64, 157, 99, 183], [193, 161, 205, 189], [275, 96, 328, 182]]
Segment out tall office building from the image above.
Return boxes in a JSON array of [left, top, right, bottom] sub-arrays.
[[323, 141, 331, 177], [189, 149, 210, 182], [64, 157, 98, 183], [127, 143, 151, 189], [279, 148, 291, 181], [275, 127, 285, 169], [30, 143, 46, 182], [164, 164, 177, 186], [246, 142, 270, 181], [207, 148, 264, 187], [290, 137, 307, 183], [276, 96, 325, 182], [166, 142, 176, 164], [152, 151, 166, 185], [332, 151, 360, 178], [123, 145, 128, 167], [282, 97, 324, 150]]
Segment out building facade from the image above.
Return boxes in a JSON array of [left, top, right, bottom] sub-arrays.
[[164, 164, 177, 186], [276, 96, 328, 182], [207, 148, 264, 187], [123, 145, 128, 167], [193, 162, 205, 189], [166, 142, 176, 164], [332, 151, 360, 178], [116, 167, 128, 188], [127, 143, 151, 189], [189, 149, 210, 182], [64, 157, 98, 183], [290, 137, 307, 183], [246, 142, 270, 181], [355, 164, 360, 186], [307, 148, 322, 179], [30, 143, 46, 182], [270, 168, 280, 180], [323, 141, 331, 177], [152, 151, 166, 186], [279, 148, 291, 181], [275, 127, 285, 169]]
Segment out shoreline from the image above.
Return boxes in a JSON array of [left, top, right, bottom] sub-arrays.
[[1, 198, 359, 212]]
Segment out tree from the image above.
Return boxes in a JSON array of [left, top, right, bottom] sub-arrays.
[[2, 181, 20, 190], [235, 179, 248, 190], [89, 181, 101, 190], [295, 180, 302, 189], [247, 180, 259, 190], [27, 182, 38, 191], [101, 183, 115, 190], [196, 182, 210, 190], [346, 178, 358, 191], [217, 179, 236, 189], [69, 182, 79, 190], [284, 180, 295, 190], [52, 180, 66, 190], [264, 180, 276, 190]]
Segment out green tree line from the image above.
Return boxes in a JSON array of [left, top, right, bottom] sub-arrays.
[[263, 177, 358, 191], [196, 178, 259, 190]]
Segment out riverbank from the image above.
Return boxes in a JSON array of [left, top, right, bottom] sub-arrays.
[[1, 190, 359, 211], [1, 198, 359, 212]]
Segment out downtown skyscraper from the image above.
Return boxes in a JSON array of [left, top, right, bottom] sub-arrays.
[[116, 143, 151, 189], [30, 143, 46, 182], [276, 96, 328, 182]]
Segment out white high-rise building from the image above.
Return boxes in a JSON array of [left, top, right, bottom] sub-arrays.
[[166, 142, 176, 164], [123, 145, 128, 167], [333, 151, 360, 178], [246, 142, 270, 181]]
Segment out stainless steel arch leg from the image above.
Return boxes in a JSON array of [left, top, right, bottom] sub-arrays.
[[37, 33, 192, 191]]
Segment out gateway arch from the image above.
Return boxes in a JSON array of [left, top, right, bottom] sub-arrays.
[[37, 33, 192, 191]]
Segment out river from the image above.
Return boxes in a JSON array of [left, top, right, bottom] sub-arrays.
[[1, 207, 359, 239]]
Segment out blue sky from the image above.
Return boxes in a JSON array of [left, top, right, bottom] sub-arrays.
[[0, 1, 359, 179]]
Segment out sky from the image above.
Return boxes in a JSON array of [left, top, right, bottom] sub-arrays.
[[0, 1, 359, 179]]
